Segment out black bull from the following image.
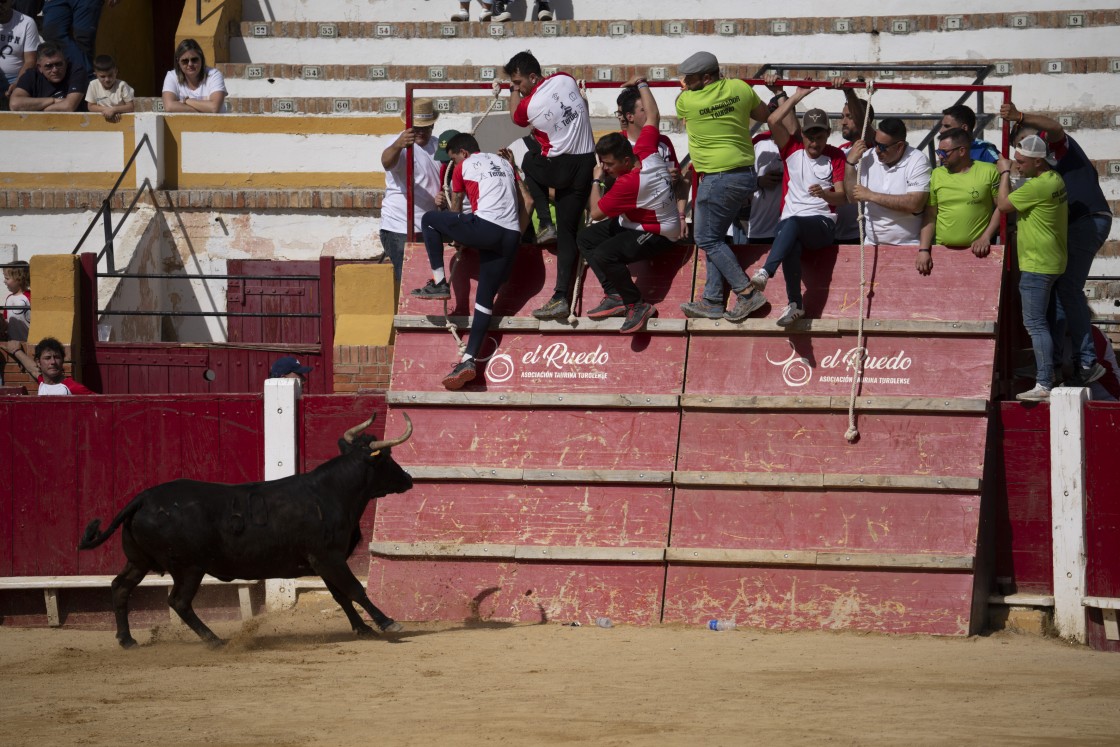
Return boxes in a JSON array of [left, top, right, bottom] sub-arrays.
[[78, 413, 414, 648]]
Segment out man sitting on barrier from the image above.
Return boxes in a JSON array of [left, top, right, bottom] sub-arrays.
[[3, 337, 94, 394], [844, 117, 931, 249], [577, 76, 680, 335], [504, 50, 596, 321], [411, 133, 528, 390], [749, 85, 847, 327], [916, 127, 1000, 275]]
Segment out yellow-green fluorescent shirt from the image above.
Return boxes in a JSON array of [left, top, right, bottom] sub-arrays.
[[929, 161, 999, 246], [675, 78, 761, 174], [1009, 169, 1068, 274]]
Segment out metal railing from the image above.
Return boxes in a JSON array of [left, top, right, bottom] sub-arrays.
[[71, 133, 157, 275], [93, 272, 322, 320]]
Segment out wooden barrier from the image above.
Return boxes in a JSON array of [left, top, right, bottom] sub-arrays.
[[374, 241, 1006, 633]]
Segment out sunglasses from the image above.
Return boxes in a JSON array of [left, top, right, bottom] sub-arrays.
[[874, 140, 902, 153], [180, 57, 201, 65], [935, 146, 965, 159], [40, 61, 65, 70]]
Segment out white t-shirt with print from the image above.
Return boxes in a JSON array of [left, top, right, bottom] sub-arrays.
[[85, 79, 135, 107], [162, 68, 228, 111], [0, 11, 40, 85]]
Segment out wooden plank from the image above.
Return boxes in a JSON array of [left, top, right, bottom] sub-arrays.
[[669, 488, 981, 555], [662, 565, 974, 634], [384, 408, 680, 471], [368, 543, 663, 562], [686, 319, 994, 336], [1051, 388, 1089, 642], [815, 552, 973, 569], [989, 593, 1055, 607], [390, 330, 687, 395], [369, 541, 517, 559], [405, 467, 525, 481], [396, 316, 687, 334], [388, 391, 534, 406], [688, 318, 840, 334], [680, 394, 987, 413], [372, 483, 673, 548], [520, 469, 672, 484], [1082, 596, 1120, 610], [368, 557, 666, 624], [0, 575, 258, 589], [666, 548, 819, 565], [389, 391, 680, 409], [677, 411, 988, 479], [688, 244, 1004, 322], [399, 243, 696, 320], [685, 334, 997, 399], [672, 471, 979, 491]]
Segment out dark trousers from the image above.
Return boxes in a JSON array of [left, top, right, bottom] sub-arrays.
[[420, 211, 521, 358], [43, 0, 103, 79], [577, 219, 672, 305], [521, 151, 596, 299], [761, 215, 835, 307]]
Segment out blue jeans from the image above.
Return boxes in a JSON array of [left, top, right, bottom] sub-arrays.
[[43, 0, 102, 78], [1020, 271, 1059, 388], [1050, 213, 1112, 370], [762, 215, 835, 308], [694, 169, 756, 305], [378, 229, 406, 285]]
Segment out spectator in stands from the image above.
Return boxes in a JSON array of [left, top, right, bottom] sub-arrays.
[[1, 0, 41, 111], [9, 41, 85, 111], [844, 117, 931, 247], [3, 337, 94, 394], [41, 0, 116, 80], [833, 80, 875, 244], [161, 38, 227, 114], [1001, 100, 1113, 387], [3, 260, 30, 342], [675, 51, 770, 321], [995, 135, 1076, 402], [916, 128, 1000, 275], [750, 86, 847, 327], [410, 134, 526, 390], [452, 1, 551, 21], [578, 76, 680, 335], [504, 50, 596, 321], [616, 84, 686, 225], [380, 99, 442, 284], [84, 53, 132, 122], [940, 104, 999, 164], [268, 356, 312, 383]]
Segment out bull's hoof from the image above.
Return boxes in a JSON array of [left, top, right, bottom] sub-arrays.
[[354, 624, 377, 638], [205, 637, 226, 649], [118, 636, 139, 649], [381, 621, 403, 634]]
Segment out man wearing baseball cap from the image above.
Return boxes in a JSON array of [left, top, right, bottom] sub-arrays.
[[996, 135, 1078, 401], [675, 51, 773, 322], [269, 356, 313, 380], [379, 99, 442, 284], [748, 85, 847, 327], [1000, 100, 1112, 387]]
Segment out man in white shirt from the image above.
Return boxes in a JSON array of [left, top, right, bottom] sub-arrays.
[[0, 0, 40, 110], [844, 117, 931, 247], [379, 99, 442, 284]]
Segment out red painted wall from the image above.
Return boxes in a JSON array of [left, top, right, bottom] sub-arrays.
[[1084, 402, 1120, 652]]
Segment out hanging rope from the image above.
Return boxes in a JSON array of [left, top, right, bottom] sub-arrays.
[[561, 79, 591, 324], [844, 79, 876, 443], [440, 82, 507, 355]]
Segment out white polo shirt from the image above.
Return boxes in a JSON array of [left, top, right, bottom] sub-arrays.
[[381, 138, 441, 234], [853, 144, 931, 245]]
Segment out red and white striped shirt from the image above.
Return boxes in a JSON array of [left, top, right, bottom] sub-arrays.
[[512, 73, 594, 157], [597, 125, 681, 239]]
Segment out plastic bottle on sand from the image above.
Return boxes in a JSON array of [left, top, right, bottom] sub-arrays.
[[595, 617, 613, 628], [708, 619, 736, 631]]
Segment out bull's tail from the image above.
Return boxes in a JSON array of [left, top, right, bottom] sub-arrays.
[[78, 495, 144, 550]]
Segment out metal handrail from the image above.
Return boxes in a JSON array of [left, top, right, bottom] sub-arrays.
[[71, 133, 157, 274]]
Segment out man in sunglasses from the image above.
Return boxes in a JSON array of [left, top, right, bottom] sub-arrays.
[[843, 117, 930, 248], [9, 40, 85, 111], [916, 127, 1000, 275]]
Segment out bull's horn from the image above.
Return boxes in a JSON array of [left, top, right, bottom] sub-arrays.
[[342, 413, 377, 443], [367, 413, 413, 451]]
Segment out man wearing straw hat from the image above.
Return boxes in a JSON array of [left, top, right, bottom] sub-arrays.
[[379, 98, 443, 284]]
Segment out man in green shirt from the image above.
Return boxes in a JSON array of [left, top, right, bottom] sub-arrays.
[[917, 128, 1000, 275], [674, 51, 770, 322], [996, 134, 1073, 401]]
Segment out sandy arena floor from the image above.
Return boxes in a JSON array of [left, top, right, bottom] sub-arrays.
[[2, 594, 1118, 746]]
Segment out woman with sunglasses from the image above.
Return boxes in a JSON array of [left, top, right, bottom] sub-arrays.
[[161, 39, 227, 114]]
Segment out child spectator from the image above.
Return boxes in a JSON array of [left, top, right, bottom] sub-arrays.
[[3, 260, 30, 342], [84, 53, 133, 122], [161, 38, 227, 114]]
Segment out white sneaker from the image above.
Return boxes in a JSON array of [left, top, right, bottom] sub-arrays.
[[750, 268, 769, 291], [451, 8, 469, 21], [537, 3, 554, 20], [776, 302, 804, 327], [479, 4, 492, 21], [1016, 384, 1051, 402]]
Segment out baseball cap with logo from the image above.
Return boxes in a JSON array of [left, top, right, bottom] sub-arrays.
[[434, 130, 461, 163], [1015, 134, 1057, 166], [269, 356, 313, 378], [801, 108, 831, 133]]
